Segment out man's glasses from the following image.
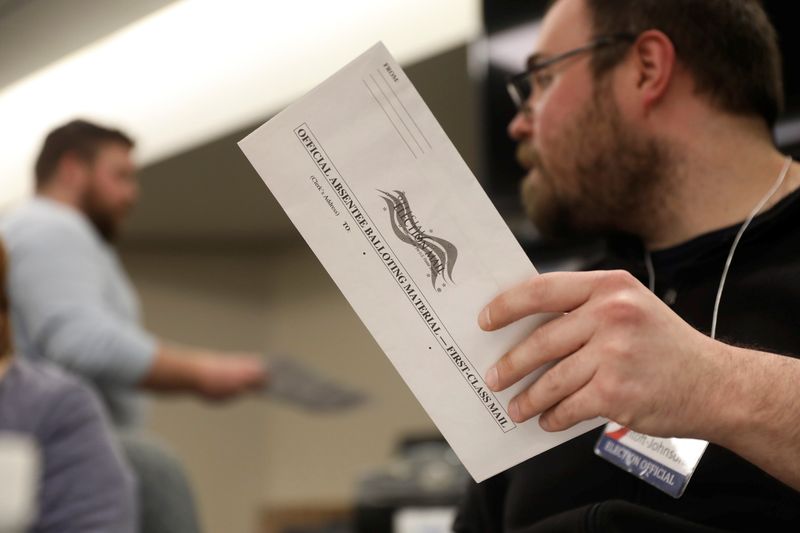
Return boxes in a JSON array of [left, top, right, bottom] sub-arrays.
[[506, 33, 637, 111]]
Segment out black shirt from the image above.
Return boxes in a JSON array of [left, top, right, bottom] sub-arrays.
[[454, 188, 800, 532]]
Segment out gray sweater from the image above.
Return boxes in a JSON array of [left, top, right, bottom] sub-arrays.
[[1, 198, 156, 427], [0, 358, 137, 533]]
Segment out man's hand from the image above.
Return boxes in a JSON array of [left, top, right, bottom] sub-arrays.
[[190, 352, 268, 401], [481, 270, 724, 440], [141, 345, 267, 400]]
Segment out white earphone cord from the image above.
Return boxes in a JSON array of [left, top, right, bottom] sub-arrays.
[[644, 156, 793, 340], [711, 156, 793, 339]]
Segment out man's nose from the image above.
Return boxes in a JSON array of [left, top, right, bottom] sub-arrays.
[[508, 105, 533, 141]]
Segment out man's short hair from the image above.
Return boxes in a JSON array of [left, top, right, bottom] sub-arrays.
[[582, 0, 784, 128], [35, 119, 134, 188]]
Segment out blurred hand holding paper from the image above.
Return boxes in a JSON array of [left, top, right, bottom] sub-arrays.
[[239, 42, 602, 482]]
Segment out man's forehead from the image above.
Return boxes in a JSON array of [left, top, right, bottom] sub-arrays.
[[94, 143, 135, 168], [97, 142, 131, 159], [532, 0, 592, 59]]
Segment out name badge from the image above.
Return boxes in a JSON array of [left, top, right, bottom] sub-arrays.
[[595, 422, 708, 498]]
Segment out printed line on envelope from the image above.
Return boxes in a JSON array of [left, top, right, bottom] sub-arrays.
[[362, 77, 419, 159], [376, 67, 432, 150], [370, 72, 425, 155]]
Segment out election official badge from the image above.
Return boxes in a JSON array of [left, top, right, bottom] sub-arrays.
[[595, 422, 708, 498]]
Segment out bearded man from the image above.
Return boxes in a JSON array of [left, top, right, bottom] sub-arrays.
[[455, 0, 800, 531]]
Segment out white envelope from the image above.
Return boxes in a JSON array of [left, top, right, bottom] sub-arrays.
[[239, 42, 601, 482]]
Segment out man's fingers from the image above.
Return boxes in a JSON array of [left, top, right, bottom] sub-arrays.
[[486, 310, 594, 391], [506, 346, 596, 423], [479, 270, 639, 331], [479, 271, 596, 330], [538, 387, 603, 432]]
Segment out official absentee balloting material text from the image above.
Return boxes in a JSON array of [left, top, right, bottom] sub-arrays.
[[239, 42, 602, 482]]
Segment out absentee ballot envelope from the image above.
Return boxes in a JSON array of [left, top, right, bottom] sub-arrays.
[[239, 42, 602, 482]]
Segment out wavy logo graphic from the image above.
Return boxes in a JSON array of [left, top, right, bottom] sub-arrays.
[[378, 189, 458, 290]]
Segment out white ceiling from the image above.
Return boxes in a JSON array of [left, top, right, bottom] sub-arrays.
[[0, 0, 482, 210], [0, 1, 484, 249], [0, 0, 176, 90]]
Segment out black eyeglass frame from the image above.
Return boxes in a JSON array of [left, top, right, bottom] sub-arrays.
[[506, 33, 637, 110]]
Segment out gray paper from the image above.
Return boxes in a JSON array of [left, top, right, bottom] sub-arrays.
[[262, 357, 366, 413]]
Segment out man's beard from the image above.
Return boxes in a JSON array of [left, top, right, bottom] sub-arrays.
[[81, 187, 122, 243], [520, 79, 672, 241]]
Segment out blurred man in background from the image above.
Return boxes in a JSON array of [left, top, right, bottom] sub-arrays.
[[2, 119, 267, 425], [1, 119, 268, 533], [455, 0, 800, 530]]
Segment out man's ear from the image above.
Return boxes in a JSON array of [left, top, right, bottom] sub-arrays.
[[56, 152, 90, 190], [631, 29, 676, 113]]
